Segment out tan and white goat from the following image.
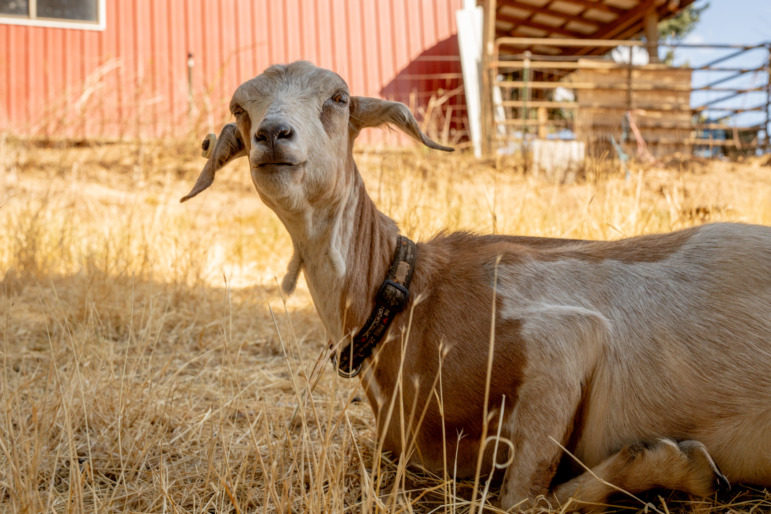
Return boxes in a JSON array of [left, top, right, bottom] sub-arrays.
[[182, 61, 771, 510]]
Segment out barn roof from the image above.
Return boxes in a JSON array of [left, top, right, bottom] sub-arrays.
[[492, 0, 697, 55]]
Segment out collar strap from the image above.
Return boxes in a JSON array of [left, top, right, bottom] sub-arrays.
[[333, 235, 417, 378]]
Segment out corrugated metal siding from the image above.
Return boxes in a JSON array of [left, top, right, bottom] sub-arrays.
[[0, 0, 466, 144]]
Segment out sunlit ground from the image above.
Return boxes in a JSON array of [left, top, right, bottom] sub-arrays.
[[1, 136, 769, 512]]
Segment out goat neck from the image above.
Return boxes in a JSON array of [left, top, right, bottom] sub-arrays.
[[180, 60, 452, 349], [284, 154, 400, 347]]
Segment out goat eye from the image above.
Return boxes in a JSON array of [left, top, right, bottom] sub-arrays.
[[332, 92, 348, 105], [233, 106, 244, 117]]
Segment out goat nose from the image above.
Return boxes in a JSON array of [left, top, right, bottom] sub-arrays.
[[256, 121, 294, 144]]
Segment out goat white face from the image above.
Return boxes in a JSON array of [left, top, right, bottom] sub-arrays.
[[231, 61, 352, 212], [181, 61, 452, 212]]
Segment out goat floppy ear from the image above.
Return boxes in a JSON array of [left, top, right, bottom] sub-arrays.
[[180, 123, 247, 203], [349, 97, 454, 152]]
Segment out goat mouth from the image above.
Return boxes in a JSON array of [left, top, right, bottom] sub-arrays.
[[253, 161, 305, 170]]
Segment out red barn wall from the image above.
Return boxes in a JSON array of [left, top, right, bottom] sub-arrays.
[[0, 0, 466, 145]]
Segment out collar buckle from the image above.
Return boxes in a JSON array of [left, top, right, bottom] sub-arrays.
[[377, 279, 410, 310]]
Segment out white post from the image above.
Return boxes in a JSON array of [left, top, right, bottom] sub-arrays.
[[456, 0, 484, 158]]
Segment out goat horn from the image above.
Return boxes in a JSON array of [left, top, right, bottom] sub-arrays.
[[180, 123, 246, 203], [201, 133, 217, 158]]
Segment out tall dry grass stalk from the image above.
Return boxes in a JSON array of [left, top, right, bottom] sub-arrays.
[[1, 136, 770, 512]]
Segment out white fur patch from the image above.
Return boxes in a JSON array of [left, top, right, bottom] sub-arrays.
[[361, 364, 385, 410], [281, 251, 303, 295]]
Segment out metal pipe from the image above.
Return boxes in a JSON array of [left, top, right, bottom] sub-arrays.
[[696, 69, 758, 90], [692, 67, 765, 73], [697, 89, 762, 109], [187, 52, 194, 119], [696, 47, 755, 70], [694, 86, 764, 93], [692, 104, 765, 113]]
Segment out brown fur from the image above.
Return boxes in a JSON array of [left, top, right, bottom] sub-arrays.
[[182, 61, 771, 512]]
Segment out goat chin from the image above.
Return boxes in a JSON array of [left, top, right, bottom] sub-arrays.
[[182, 60, 771, 511]]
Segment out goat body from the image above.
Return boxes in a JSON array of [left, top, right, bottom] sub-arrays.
[[182, 61, 771, 510]]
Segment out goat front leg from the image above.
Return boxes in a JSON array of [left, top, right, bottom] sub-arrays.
[[553, 439, 730, 512], [498, 374, 584, 509], [497, 305, 607, 510]]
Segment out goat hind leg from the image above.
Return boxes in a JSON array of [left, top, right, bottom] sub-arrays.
[[553, 439, 729, 511]]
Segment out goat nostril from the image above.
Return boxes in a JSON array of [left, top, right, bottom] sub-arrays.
[[256, 121, 294, 144]]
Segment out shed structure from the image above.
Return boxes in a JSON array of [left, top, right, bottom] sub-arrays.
[[476, 0, 770, 159]]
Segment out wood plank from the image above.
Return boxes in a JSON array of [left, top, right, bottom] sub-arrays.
[[499, 118, 571, 126], [577, 0, 656, 51], [492, 60, 627, 70], [496, 13, 577, 37], [549, 0, 625, 16], [501, 100, 579, 108], [643, 4, 659, 63], [496, 80, 692, 91], [481, 0, 497, 156], [685, 139, 756, 146], [495, 36, 645, 48], [580, 103, 693, 112], [693, 123, 764, 131], [496, 0, 601, 28]]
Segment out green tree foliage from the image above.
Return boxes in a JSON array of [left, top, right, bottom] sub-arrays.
[[658, 2, 710, 42], [657, 2, 709, 64]]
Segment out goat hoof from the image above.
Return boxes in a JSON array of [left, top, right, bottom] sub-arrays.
[[677, 440, 731, 495]]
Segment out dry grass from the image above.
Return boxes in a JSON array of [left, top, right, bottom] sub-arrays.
[[1, 134, 769, 513]]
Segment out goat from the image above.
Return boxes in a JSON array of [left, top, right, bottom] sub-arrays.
[[182, 61, 771, 510]]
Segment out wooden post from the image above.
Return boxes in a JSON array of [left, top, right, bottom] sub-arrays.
[[187, 53, 195, 120], [766, 44, 771, 153], [480, 0, 497, 157], [522, 50, 531, 147], [537, 106, 547, 139], [644, 3, 660, 63], [626, 45, 634, 112]]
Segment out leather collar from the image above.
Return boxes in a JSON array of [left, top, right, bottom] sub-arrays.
[[333, 235, 417, 378]]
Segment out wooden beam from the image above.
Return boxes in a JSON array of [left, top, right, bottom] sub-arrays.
[[644, 4, 660, 62], [572, 1, 698, 57], [481, 0, 497, 157], [609, 2, 691, 45], [576, 0, 657, 53], [496, 80, 693, 92], [494, 0, 699, 59], [544, 0, 625, 16], [498, 118, 571, 127], [496, 12, 581, 38], [496, 0, 600, 28], [517, 0, 548, 27], [491, 60, 626, 70], [501, 100, 580, 109], [495, 37, 645, 48]]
